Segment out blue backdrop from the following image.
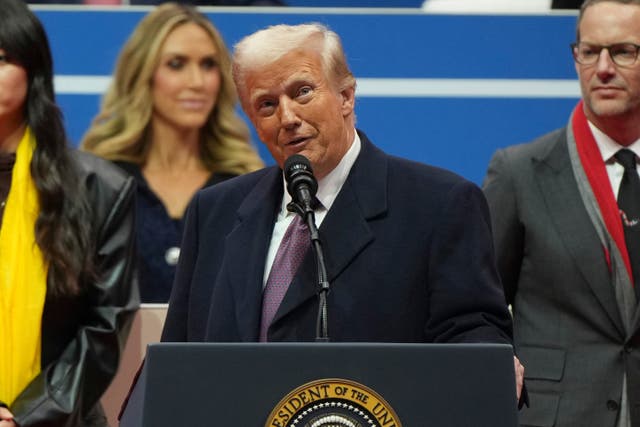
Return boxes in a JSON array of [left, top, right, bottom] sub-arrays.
[[33, 7, 580, 184]]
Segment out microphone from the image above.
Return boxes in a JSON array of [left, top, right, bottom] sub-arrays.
[[284, 154, 318, 214], [283, 154, 330, 342]]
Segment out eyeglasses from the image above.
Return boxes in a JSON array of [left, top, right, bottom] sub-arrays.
[[571, 42, 640, 67]]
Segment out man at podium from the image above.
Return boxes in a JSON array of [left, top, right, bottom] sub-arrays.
[[161, 23, 524, 399]]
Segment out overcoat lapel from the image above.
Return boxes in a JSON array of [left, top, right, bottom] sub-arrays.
[[273, 135, 388, 326], [533, 135, 625, 336], [223, 167, 282, 340]]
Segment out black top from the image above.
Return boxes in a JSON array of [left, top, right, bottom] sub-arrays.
[[115, 161, 236, 303], [551, 0, 581, 9]]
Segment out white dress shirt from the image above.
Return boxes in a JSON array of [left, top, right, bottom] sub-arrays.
[[589, 121, 640, 199], [262, 131, 362, 286]]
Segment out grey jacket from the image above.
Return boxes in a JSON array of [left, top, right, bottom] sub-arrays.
[[483, 128, 640, 427]]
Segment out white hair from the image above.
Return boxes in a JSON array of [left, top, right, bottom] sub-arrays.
[[232, 23, 356, 105]]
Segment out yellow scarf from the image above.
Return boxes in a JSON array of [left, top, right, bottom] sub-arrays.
[[0, 127, 47, 405]]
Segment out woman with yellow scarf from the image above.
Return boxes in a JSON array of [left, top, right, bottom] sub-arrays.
[[0, 1, 139, 426]]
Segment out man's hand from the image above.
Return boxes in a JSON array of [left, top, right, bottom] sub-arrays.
[[514, 355, 525, 401]]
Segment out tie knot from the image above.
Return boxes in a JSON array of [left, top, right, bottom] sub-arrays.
[[615, 149, 638, 171], [286, 197, 323, 215]]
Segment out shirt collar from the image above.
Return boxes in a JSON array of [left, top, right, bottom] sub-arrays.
[[279, 130, 361, 217], [588, 120, 640, 162]]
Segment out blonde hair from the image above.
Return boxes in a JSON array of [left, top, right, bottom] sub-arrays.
[[81, 2, 263, 175], [232, 23, 356, 111]]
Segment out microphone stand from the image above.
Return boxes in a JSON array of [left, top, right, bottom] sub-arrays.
[[287, 201, 330, 342]]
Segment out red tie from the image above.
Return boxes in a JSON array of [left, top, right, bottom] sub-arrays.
[[259, 215, 310, 342]]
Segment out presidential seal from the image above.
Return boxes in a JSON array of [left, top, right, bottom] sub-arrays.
[[265, 378, 402, 427]]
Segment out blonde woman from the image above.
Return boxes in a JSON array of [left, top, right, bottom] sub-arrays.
[[82, 3, 263, 302]]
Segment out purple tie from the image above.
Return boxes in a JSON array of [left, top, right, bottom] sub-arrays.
[[259, 215, 310, 341]]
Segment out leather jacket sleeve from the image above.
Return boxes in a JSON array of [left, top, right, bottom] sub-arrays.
[[9, 154, 140, 426]]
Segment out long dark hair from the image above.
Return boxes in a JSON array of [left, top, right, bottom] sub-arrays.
[[0, 0, 93, 295]]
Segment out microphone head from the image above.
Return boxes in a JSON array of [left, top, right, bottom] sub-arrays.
[[284, 154, 318, 202]]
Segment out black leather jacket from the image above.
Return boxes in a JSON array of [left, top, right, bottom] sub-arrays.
[[0, 151, 139, 426]]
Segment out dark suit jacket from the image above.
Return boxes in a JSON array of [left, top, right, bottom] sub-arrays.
[[483, 128, 640, 427], [162, 131, 513, 344]]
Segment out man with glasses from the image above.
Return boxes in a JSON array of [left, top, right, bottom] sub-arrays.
[[483, 1, 640, 426]]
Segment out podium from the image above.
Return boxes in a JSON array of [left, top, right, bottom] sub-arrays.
[[120, 342, 518, 426]]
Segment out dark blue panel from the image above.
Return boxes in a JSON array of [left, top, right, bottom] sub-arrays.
[[39, 11, 145, 75], [355, 97, 577, 184], [36, 10, 581, 187], [35, 10, 578, 78], [57, 94, 101, 146]]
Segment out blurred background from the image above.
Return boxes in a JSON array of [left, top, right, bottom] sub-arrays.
[[33, 2, 580, 185]]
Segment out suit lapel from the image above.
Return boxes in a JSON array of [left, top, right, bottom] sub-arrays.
[[533, 134, 625, 335], [223, 167, 282, 340], [273, 134, 387, 325]]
